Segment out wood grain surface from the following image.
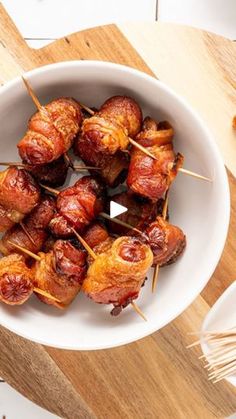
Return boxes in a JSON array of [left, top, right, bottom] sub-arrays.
[[0, 4, 235, 418]]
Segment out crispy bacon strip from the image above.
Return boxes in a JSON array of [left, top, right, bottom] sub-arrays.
[[18, 98, 83, 165]]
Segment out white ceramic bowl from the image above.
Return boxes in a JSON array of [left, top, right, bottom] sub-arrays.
[[0, 61, 230, 350], [201, 282, 236, 387]]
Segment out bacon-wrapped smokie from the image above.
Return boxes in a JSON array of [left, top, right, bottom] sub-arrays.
[[50, 176, 105, 234], [127, 117, 184, 201], [145, 216, 186, 266], [0, 205, 16, 233], [0, 196, 56, 257], [106, 191, 158, 236], [105, 192, 185, 266], [18, 98, 83, 165], [49, 213, 74, 238], [82, 223, 153, 313], [83, 222, 114, 259], [0, 166, 40, 231], [74, 139, 129, 187], [35, 240, 87, 308], [0, 254, 34, 305], [24, 155, 69, 187], [80, 96, 142, 155]]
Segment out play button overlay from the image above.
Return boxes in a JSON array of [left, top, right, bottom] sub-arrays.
[[110, 201, 128, 218]]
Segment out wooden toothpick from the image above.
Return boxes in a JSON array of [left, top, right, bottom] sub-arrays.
[[179, 168, 212, 182], [19, 222, 36, 246], [131, 302, 147, 321], [99, 212, 142, 235], [22, 76, 43, 112], [0, 161, 99, 172], [63, 152, 75, 170], [71, 227, 98, 260], [0, 162, 25, 167], [187, 325, 236, 383], [8, 241, 41, 261], [40, 184, 59, 195], [128, 137, 158, 160], [152, 193, 169, 293], [79, 103, 95, 115], [33, 287, 61, 303]]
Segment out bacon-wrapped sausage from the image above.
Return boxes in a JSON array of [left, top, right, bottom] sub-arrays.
[[0, 204, 15, 232], [74, 137, 129, 187], [49, 213, 74, 238], [56, 176, 105, 232], [83, 222, 110, 250], [0, 167, 40, 225], [42, 235, 56, 253], [82, 236, 153, 310], [25, 155, 69, 187], [81, 96, 142, 155], [145, 216, 186, 266], [127, 117, 184, 201], [106, 191, 158, 236], [83, 222, 115, 266], [18, 98, 83, 165], [0, 254, 34, 305], [0, 196, 56, 257], [35, 240, 87, 308]]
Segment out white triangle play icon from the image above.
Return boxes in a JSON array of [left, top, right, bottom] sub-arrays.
[[110, 201, 128, 218]]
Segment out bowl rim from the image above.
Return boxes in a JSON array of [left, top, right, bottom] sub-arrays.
[[0, 60, 231, 350]]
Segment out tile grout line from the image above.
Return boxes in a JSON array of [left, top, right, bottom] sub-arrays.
[[24, 37, 57, 41], [155, 0, 159, 21]]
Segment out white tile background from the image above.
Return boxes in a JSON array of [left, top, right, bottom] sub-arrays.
[[0, 382, 58, 419], [1, 0, 236, 49], [0, 0, 236, 417]]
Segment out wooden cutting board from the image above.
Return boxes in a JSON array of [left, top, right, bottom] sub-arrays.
[[0, 5, 236, 418]]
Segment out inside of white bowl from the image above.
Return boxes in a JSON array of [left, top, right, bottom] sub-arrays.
[[0, 61, 229, 349]]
